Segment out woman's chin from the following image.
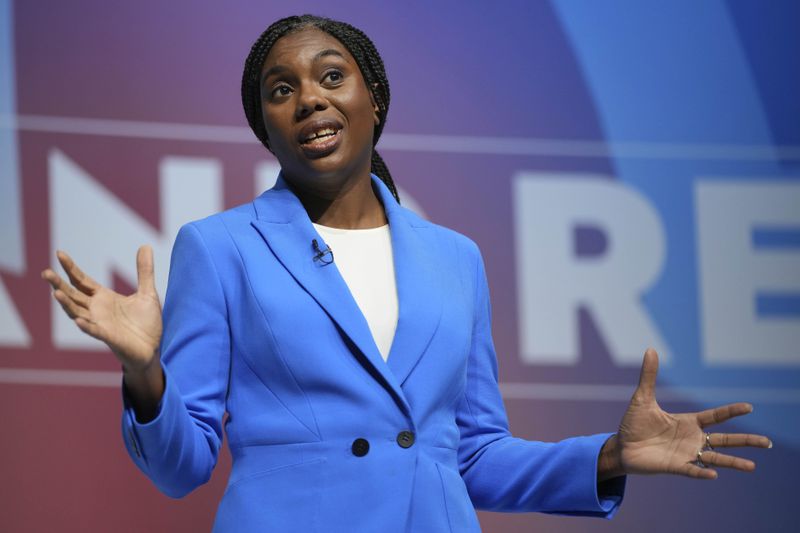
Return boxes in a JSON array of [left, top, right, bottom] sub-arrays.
[[295, 146, 363, 178]]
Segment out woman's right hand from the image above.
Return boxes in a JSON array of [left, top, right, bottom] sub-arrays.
[[41, 246, 164, 372]]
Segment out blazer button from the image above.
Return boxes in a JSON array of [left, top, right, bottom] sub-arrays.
[[351, 438, 370, 457], [396, 430, 415, 449]]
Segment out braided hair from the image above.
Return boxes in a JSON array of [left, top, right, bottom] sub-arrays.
[[241, 14, 399, 203]]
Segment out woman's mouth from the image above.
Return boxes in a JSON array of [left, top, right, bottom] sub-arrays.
[[299, 126, 342, 157]]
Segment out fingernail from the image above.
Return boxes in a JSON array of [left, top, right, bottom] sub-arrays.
[[748, 404, 754, 413], [768, 440, 773, 449]]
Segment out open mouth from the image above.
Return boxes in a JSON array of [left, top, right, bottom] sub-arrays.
[[298, 122, 343, 157], [301, 126, 341, 146]]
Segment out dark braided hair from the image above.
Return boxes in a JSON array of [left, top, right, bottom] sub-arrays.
[[241, 14, 399, 203]]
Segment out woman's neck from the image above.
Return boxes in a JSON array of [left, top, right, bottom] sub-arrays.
[[291, 174, 387, 229]]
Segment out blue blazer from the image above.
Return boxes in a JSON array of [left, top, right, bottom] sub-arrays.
[[121, 174, 624, 531]]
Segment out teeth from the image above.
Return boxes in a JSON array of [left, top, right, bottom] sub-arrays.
[[304, 127, 337, 142]]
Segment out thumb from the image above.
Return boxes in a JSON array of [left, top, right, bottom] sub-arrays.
[[136, 245, 157, 296], [633, 347, 659, 402]]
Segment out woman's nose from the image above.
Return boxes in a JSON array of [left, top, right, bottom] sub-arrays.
[[295, 85, 327, 120]]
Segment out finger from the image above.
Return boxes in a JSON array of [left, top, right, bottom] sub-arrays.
[[699, 450, 756, 472], [708, 433, 772, 449], [41, 268, 64, 291], [136, 245, 157, 296], [678, 462, 718, 480], [56, 250, 99, 295], [52, 289, 90, 321], [697, 403, 753, 428], [41, 269, 90, 309], [633, 347, 659, 402]]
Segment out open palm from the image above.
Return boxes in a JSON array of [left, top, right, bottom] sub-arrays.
[[616, 349, 771, 480], [42, 247, 163, 371]]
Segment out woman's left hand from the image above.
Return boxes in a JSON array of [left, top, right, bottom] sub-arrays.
[[599, 348, 772, 481]]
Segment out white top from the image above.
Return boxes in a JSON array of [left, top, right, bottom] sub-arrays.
[[312, 223, 398, 362]]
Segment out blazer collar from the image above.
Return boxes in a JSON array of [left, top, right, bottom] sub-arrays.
[[250, 173, 443, 416]]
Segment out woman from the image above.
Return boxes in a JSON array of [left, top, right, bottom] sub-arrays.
[[41, 14, 770, 532]]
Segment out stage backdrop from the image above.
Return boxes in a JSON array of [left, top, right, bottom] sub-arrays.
[[1, 1, 798, 531]]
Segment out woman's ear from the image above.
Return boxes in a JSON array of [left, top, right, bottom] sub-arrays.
[[370, 83, 380, 126]]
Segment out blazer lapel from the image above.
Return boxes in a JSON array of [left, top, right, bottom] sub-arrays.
[[376, 179, 443, 387], [251, 174, 421, 414]]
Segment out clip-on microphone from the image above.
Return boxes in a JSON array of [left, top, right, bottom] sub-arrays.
[[311, 239, 334, 265]]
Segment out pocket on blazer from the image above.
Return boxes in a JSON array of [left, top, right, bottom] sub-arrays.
[[435, 462, 481, 533], [213, 457, 326, 532]]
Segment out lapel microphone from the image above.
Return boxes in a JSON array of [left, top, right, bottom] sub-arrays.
[[311, 239, 334, 265]]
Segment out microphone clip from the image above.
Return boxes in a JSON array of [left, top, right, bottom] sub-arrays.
[[311, 239, 334, 265]]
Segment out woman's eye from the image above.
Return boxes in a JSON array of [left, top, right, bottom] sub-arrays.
[[324, 70, 343, 84], [271, 85, 292, 98]]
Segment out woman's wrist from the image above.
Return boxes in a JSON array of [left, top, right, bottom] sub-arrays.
[[122, 357, 165, 423], [121, 351, 161, 377], [597, 434, 626, 483]]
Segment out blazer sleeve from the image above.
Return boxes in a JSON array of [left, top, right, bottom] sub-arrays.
[[455, 242, 625, 517], [120, 222, 231, 498]]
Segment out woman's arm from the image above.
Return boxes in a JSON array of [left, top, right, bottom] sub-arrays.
[[456, 241, 771, 516], [121, 222, 232, 498], [43, 223, 232, 498], [455, 242, 623, 517]]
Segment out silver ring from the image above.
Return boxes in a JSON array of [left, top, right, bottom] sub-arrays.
[[696, 449, 707, 468], [705, 432, 714, 450]]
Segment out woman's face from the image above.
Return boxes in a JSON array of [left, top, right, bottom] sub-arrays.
[[259, 27, 380, 196]]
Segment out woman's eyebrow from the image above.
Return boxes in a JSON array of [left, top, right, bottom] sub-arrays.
[[261, 49, 346, 85], [261, 65, 288, 85], [313, 48, 345, 62]]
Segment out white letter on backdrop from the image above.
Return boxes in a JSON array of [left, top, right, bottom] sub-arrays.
[[696, 180, 800, 365], [513, 173, 669, 366]]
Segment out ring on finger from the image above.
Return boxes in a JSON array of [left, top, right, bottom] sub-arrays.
[[704, 432, 714, 451], [696, 449, 707, 468]]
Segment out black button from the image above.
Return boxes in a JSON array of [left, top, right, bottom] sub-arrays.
[[351, 438, 369, 457], [396, 430, 415, 449]]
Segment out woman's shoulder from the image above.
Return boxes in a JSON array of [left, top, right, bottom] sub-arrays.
[[396, 204, 484, 266], [184, 197, 260, 229], [171, 200, 257, 252]]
